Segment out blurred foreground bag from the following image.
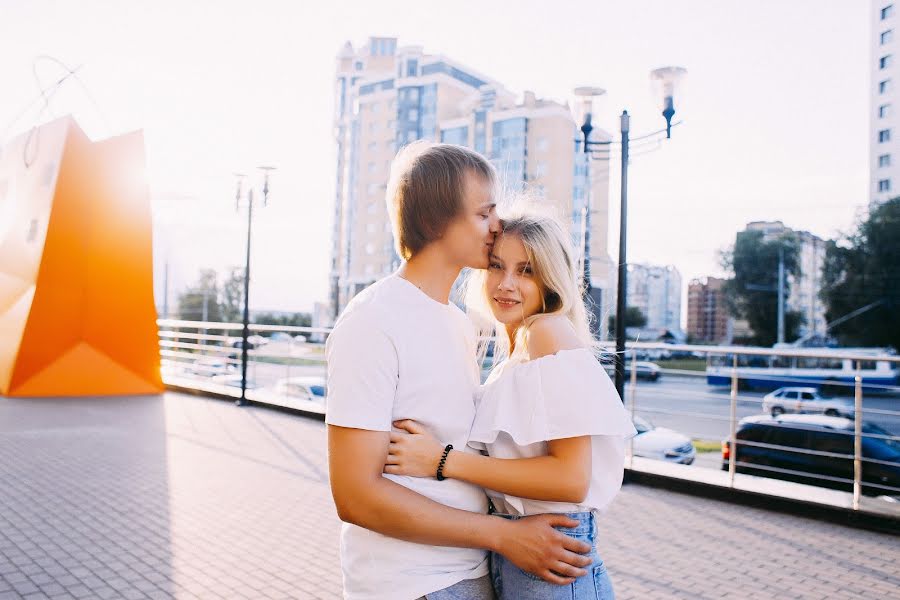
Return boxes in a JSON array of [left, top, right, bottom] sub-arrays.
[[0, 116, 163, 397]]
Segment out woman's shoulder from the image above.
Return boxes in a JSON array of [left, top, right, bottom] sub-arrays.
[[526, 314, 583, 359]]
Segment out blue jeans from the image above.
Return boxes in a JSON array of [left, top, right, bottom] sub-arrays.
[[490, 512, 614, 600]]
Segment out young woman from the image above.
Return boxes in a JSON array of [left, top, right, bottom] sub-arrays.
[[385, 210, 636, 599]]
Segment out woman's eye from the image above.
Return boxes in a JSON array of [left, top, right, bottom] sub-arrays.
[[521, 267, 533, 276], [489, 262, 501, 270]]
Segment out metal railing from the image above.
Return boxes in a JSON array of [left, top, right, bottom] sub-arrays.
[[158, 320, 900, 517]]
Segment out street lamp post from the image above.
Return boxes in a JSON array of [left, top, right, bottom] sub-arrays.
[[576, 67, 686, 401], [234, 166, 276, 407]]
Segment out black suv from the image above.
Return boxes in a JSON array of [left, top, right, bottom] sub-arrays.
[[722, 414, 900, 496]]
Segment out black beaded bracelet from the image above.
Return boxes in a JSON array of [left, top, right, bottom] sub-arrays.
[[436, 444, 453, 481]]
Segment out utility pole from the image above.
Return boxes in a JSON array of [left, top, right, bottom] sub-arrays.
[[777, 246, 785, 344]]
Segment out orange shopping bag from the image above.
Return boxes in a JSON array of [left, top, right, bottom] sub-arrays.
[[0, 116, 162, 397]]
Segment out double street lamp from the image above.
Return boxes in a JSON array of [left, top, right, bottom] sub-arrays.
[[233, 166, 276, 406], [575, 66, 686, 401]]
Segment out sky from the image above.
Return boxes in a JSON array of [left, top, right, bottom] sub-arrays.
[[0, 0, 871, 320]]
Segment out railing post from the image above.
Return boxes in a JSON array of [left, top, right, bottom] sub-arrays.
[[729, 353, 738, 487], [628, 347, 638, 468], [853, 360, 863, 511]]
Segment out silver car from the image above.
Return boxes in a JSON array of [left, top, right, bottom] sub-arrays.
[[761, 386, 855, 419], [632, 416, 696, 464]]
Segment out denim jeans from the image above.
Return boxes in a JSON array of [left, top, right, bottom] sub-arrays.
[[490, 512, 614, 600]]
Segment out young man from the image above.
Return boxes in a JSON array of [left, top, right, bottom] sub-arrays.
[[326, 142, 592, 600]]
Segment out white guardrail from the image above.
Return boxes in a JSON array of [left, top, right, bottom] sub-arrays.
[[158, 319, 900, 520]]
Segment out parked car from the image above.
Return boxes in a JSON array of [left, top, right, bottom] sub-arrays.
[[268, 332, 293, 342], [632, 416, 695, 464], [189, 358, 234, 377], [721, 414, 900, 496], [761, 386, 855, 418], [604, 361, 661, 381], [273, 376, 326, 404]]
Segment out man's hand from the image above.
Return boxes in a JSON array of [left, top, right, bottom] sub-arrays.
[[494, 514, 593, 585]]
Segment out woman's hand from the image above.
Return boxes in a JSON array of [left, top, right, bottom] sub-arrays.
[[384, 420, 445, 478]]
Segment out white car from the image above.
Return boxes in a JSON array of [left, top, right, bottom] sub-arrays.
[[632, 416, 695, 464], [273, 376, 326, 404], [189, 358, 234, 377], [761, 386, 855, 419]]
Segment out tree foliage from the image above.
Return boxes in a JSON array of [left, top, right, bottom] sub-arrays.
[[608, 306, 648, 333], [176, 269, 223, 322], [721, 230, 804, 346], [820, 198, 900, 350], [220, 267, 245, 323]]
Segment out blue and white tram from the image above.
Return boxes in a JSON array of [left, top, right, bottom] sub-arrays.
[[706, 347, 899, 393]]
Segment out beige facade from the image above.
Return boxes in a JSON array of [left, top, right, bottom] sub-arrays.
[[329, 37, 612, 319]]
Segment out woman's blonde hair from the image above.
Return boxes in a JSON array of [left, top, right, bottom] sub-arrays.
[[465, 207, 594, 364]]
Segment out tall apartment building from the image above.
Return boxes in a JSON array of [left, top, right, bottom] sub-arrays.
[[743, 221, 827, 340], [686, 277, 729, 344], [626, 263, 682, 334], [872, 1, 899, 206], [329, 37, 612, 319]]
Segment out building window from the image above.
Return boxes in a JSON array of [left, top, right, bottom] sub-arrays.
[[365, 243, 376, 255], [881, 79, 893, 94], [881, 55, 893, 69], [880, 103, 892, 118], [880, 154, 892, 167], [367, 183, 380, 195], [366, 223, 376, 233], [371, 102, 379, 113], [883, 5, 894, 20], [367, 141, 377, 152], [879, 179, 892, 192], [882, 29, 894, 44], [880, 129, 892, 142], [368, 162, 376, 173], [536, 137, 548, 152], [408, 108, 419, 121]]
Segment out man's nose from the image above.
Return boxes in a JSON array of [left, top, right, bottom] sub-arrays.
[[490, 214, 501, 234]]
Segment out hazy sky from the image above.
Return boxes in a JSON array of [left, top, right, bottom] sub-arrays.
[[0, 1, 870, 317]]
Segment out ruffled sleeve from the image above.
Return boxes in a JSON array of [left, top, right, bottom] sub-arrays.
[[469, 348, 637, 447]]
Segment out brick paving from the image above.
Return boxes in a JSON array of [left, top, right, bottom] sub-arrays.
[[0, 392, 897, 599]]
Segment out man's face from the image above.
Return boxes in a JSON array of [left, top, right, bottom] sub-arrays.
[[440, 171, 500, 269]]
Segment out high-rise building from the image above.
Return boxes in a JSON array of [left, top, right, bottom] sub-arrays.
[[871, 1, 899, 206], [743, 221, 827, 340], [687, 277, 729, 344], [329, 37, 612, 319], [626, 263, 682, 334]]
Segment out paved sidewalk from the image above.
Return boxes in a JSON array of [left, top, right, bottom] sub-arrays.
[[1, 392, 897, 599]]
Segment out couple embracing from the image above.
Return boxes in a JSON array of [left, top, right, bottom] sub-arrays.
[[326, 142, 636, 600]]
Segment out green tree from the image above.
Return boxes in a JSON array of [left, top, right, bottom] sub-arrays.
[[177, 269, 223, 322], [608, 306, 648, 334], [220, 267, 245, 323], [721, 229, 804, 346], [820, 198, 900, 350], [253, 312, 312, 328]]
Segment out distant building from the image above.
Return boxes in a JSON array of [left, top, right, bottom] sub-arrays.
[[687, 277, 730, 344], [329, 37, 613, 319], [871, 1, 899, 206], [743, 221, 827, 340], [626, 263, 682, 335]]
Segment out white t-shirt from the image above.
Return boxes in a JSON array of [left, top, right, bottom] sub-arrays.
[[325, 274, 490, 600], [469, 348, 637, 517]]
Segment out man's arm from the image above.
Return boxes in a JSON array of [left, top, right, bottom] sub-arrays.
[[328, 425, 593, 584]]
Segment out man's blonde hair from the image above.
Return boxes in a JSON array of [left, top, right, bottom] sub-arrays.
[[386, 141, 496, 260]]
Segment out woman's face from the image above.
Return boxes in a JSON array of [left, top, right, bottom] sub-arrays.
[[484, 233, 545, 326]]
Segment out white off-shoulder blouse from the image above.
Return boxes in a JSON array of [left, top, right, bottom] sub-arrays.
[[469, 347, 637, 516]]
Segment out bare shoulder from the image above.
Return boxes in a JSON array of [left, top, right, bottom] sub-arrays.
[[526, 314, 583, 359]]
